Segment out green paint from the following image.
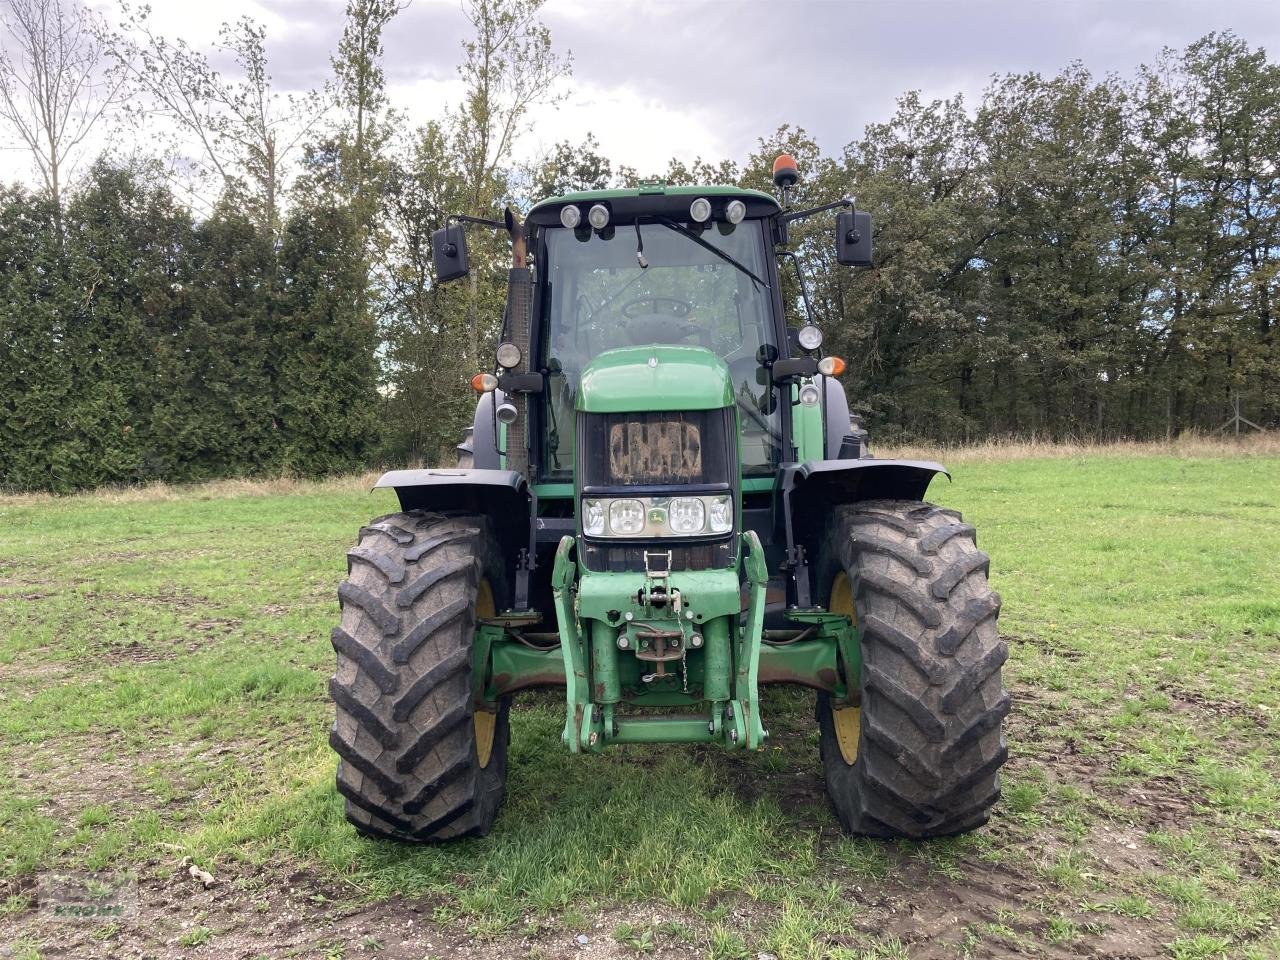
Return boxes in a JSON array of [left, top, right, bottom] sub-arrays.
[[793, 379, 825, 461], [551, 536, 590, 752], [735, 531, 769, 749], [487, 642, 564, 696], [785, 610, 859, 701], [576, 568, 740, 623], [530, 185, 779, 217], [606, 715, 716, 745], [702, 616, 732, 703], [472, 624, 504, 706], [758, 639, 839, 693], [590, 620, 621, 703], [577, 345, 733, 413], [533, 482, 574, 499]]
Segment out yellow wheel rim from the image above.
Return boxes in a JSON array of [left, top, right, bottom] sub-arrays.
[[828, 572, 861, 765], [474, 578, 497, 769], [831, 706, 861, 765], [829, 572, 855, 620]]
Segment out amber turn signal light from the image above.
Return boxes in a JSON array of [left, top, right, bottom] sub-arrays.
[[817, 356, 847, 377], [471, 372, 498, 393]]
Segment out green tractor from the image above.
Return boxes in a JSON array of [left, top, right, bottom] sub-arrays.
[[327, 156, 1008, 842]]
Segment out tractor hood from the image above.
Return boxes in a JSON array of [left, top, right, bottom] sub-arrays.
[[577, 345, 733, 413]]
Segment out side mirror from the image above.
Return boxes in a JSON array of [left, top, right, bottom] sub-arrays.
[[432, 224, 470, 282], [770, 357, 818, 383], [835, 210, 873, 267]]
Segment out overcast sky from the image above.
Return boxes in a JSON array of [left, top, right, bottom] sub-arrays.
[[4, 0, 1280, 190]]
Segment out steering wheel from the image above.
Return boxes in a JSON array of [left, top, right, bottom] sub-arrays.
[[620, 296, 692, 319], [618, 296, 704, 347]]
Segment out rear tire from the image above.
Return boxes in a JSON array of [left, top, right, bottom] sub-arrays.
[[328, 510, 509, 842], [816, 500, 1009, 838]]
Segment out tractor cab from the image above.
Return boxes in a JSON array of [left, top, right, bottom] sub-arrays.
[[527, 187, 786, 483]]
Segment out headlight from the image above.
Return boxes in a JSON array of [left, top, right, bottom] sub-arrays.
[[608, 499, 646, 535], [799, 382, 821, 406], [668, 497, 706, 533], [798, 324, 823, 350], [560, 205, 581, 229], [583, 499, 605, 536], [496, 342, 521, 368], [689, 197, 712, 223], [707, 497, 732, 533], [725, 199, 746, 224], [583, 495, 734, 538], [587, 203, 610, 229]]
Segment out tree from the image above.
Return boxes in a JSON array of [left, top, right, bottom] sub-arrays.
[[379, 121, 478, 463], [0, 184, 77, 489], [331, 0, 404, 215], [0, 0, 122, 217], [453, 0, 571, 365], [107, 7, 327, 235], [529, 132, 611, 200], [275, 175, 383, 475]]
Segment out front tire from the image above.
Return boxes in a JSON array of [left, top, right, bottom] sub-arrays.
[[817, 500, 1009, 838], [328, 511, 509, 842]]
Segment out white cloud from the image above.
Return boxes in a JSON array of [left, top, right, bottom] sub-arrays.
[[519, 79, 730, 175], [3, 0, 1279, 197]]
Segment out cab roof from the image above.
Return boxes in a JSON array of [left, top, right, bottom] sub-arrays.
[[527, 184, 780, 227]]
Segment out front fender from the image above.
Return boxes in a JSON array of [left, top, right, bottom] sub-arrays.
[[777, 458, 950, 549], [374, 468, 531, 570]]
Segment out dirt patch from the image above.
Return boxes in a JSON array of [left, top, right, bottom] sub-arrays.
[[88, 614, 241, 666], [1008, 632, 1085, 660], [1086, 823, 1164, 873], [1154, 680, 1267, 726], [695, 733, 829, 819], [2, 658, 76, 685], [8, 731, 300, 830], [11, 738, 158, 825], [3, 863, 706, 960], [99, 638, 172, 665]]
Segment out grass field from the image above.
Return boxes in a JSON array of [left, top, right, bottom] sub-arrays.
[[2, 443, 1279, 959]]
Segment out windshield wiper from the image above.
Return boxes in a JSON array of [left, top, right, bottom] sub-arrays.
[[656, 217, 769, 290]]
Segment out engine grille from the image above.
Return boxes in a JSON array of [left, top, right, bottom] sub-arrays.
[[581, 410, 733, 488], [608, 417, 702, 484], [578, 408, 737, 573]]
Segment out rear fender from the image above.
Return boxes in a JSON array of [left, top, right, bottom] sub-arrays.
[[777, 458, 949, 554], [457, 392, 503, 468], [374, 468, 532, 601]]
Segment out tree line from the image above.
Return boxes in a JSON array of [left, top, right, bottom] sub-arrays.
[[1, 0, 1276, 492]]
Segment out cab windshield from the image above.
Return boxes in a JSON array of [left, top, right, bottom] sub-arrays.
[[540, 220, 780, 481]]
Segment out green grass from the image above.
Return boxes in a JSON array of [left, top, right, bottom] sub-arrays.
[[2, 452, 1279, 957]]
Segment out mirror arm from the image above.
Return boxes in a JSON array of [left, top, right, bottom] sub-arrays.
[[448, 213, 508, 230], [781, 197, 853, 225]]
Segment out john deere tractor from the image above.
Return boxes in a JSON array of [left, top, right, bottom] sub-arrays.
[[327, 156, 1008, 842]]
